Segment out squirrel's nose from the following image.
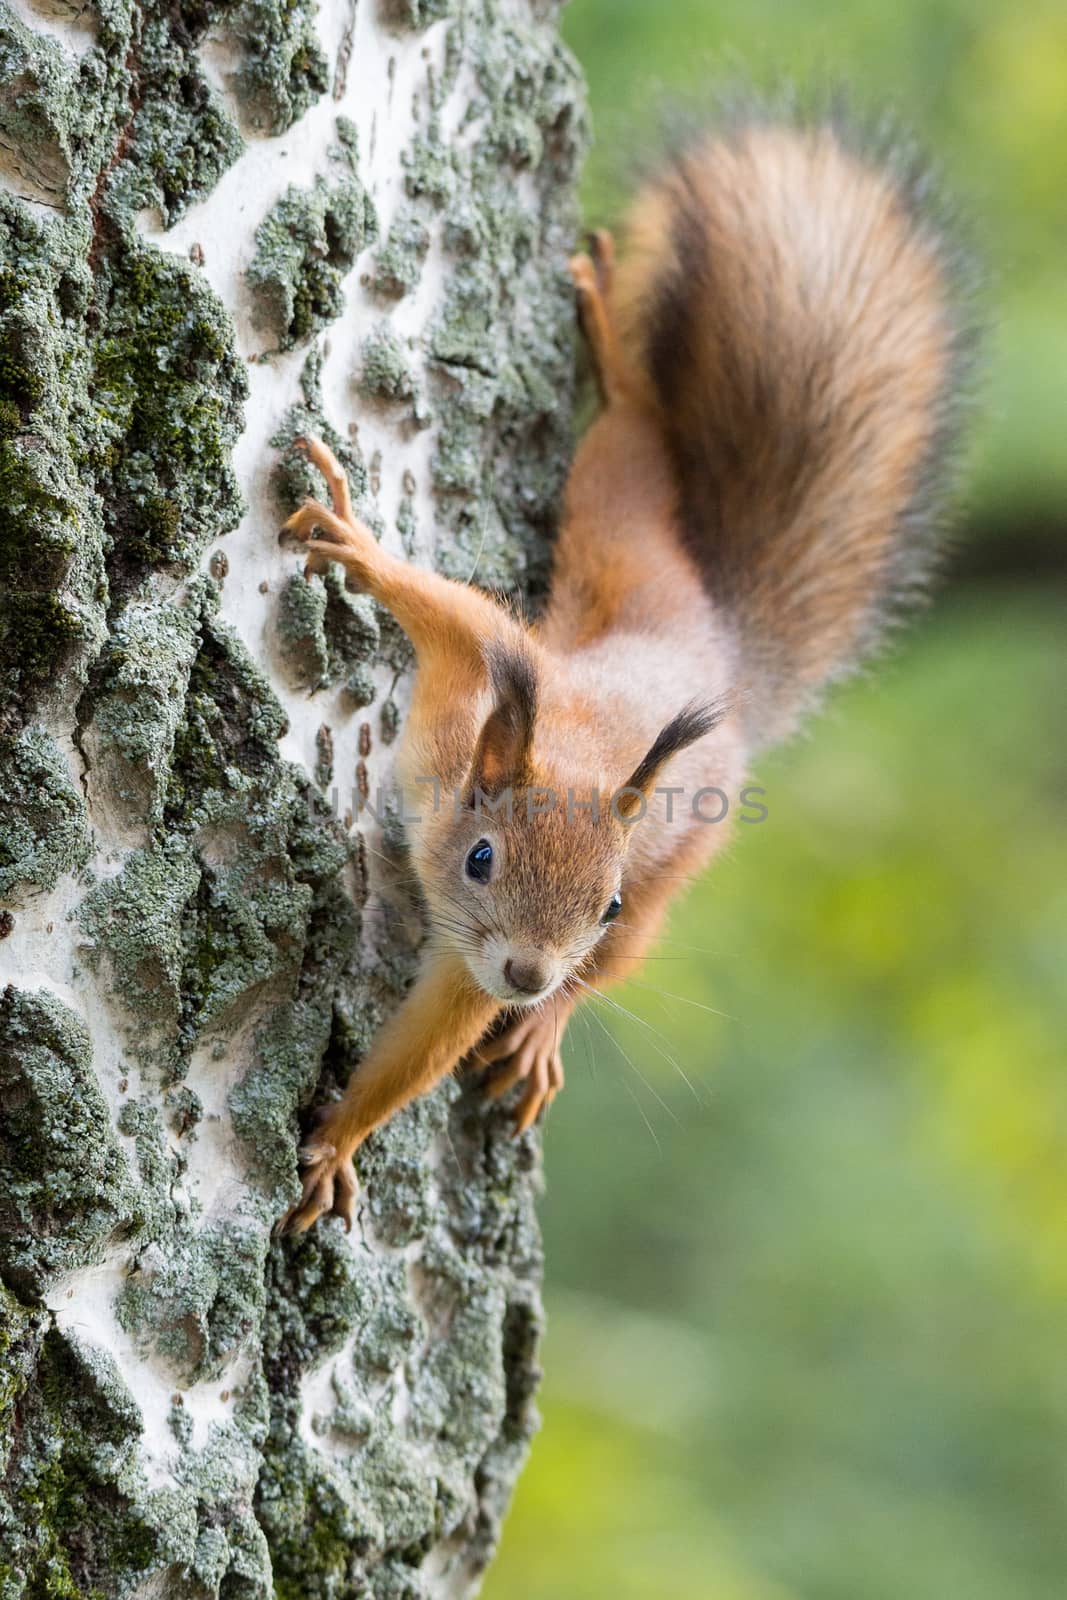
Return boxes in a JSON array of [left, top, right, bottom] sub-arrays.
[[504, 956, 550, 996]]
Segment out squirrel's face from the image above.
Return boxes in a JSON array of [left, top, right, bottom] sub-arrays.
[[416, 641, 727, 1008], [423, 799, 629, 1005]]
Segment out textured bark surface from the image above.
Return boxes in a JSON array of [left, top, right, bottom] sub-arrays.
[[0, 0, 585, 1591]]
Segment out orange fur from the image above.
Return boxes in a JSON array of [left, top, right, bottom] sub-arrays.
[[276, 113, 971, 1233]]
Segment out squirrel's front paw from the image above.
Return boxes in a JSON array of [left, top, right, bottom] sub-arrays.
[[277, 1117, 358, 1235], [476, 1009, 565, 1136]]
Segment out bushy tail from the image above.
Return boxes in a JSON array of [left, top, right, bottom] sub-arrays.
[[614, 108, 977, 748]]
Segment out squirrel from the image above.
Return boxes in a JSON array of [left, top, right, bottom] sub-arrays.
[[277, 108, 973, 1233]]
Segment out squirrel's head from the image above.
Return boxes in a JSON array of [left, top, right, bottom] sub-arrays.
[[418, 642, 723, 1006]]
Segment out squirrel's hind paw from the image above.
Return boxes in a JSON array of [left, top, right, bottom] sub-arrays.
[[568, 244, 625, 404], [280, 498, 336, 544], [280, 498, 377, 584], [568, 250, 599, 301], [586, 228, 615, 295], [293, 435, 355, 523]]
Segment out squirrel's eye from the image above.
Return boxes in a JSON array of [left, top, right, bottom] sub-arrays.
[[602, 891, 623, 924], [465, 839, 493, 884]]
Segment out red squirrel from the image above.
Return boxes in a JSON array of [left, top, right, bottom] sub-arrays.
[[277, 112, 973, 1233]]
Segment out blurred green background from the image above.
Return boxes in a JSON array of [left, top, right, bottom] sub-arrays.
[[484, 2, 1067, 1597]]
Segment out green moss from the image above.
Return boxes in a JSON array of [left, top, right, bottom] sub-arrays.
[[254, 1237, 431, 1593], [0, 728, 90, 900], [0, 0, 329, 219], [228, 876, 361, 1195], [0, 987, 138, 1299], [177, 842, 311, 1048], [0, 0, 584, 1588], [276, 567, 382, 698], [89, 234, 247, 575], [110, 17, 245, 226], [354, 324, 431, 452], [344, 664, 376, 708], [286, 776, 352, 890], [114, 1095, 174, 1228], [165, 615, 290, 833], [145, 612, 353, 1092], [0, 1282, 47, 1431], [327, 576, 382, 686], [380, 697, 401, 745], [374, 608, 416, 679], [429, 259, 498, 372], [0, 202, 105, 725], [166, 1084, 203, 1137], [0, 1326, 200, 1596], [90, 586, 204, 825], [314, 723, 334, 789], [247, 132, 377, 349], [253, 1064, 547, 1591]]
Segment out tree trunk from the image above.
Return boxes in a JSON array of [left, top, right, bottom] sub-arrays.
[[0, 0, 585, 1590]]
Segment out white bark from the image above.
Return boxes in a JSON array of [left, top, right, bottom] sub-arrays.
[[0, 0, 585, 1591]]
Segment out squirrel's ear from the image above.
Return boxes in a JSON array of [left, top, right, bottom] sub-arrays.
[[464, 642, 539, 803], [615, 698, 729, 821]]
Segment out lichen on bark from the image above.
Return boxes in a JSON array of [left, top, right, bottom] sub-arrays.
[[233, 0, 331, 136], [0, 727, 90, 899], [0, 0, 587, 1592], [247, 123, 377, 351], [0, 987, 138, 1299]]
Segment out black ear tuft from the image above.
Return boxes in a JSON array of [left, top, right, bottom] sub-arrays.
[[484, 639, 538, 737], [620, 696, 729, 814], [465, 640, 540, 802]]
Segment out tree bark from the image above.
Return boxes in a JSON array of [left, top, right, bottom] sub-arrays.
[[0, 0, 585, 1590]]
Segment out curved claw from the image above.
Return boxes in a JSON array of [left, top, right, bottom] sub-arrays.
[[276, 1140, 358, 1236], [280, 498, 331, 543], [298, 1137, 336, 1166], [279, 499, 330, 578], [477, 1009, 566, 1136], [512, 1048, 563, 1136]]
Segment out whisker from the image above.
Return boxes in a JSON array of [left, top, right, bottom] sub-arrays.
[[426, 915, 480, 941], [443, 1122, 462, 1174], [597, 952, 706, 962], [608, 923, 724, 958], [574, 977, 702, 1106], [358, 837, 413, 876], [462, 490, 492, 586], [574, 1004, 598, 1085], [623, 1081, 662, 1153], [429, 878, 509, 944], [580, 994, 682, 1129], [621, 977, 736, 1022]]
